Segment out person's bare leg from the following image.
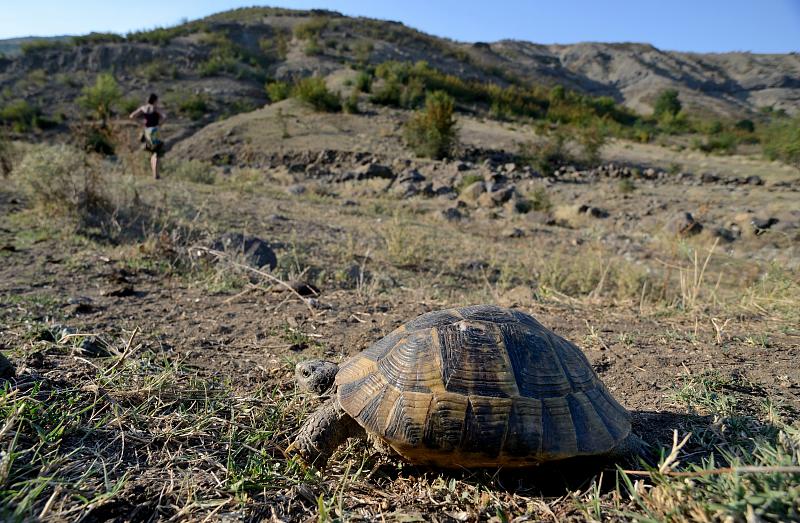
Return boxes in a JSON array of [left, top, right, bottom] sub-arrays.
[[151, 154, 160, 179]]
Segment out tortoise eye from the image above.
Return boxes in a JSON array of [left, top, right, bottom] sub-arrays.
[[302, 369, 311, 377]]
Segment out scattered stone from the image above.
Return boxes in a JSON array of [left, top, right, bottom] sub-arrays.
[[355, 163, 393, 180], [665, 212, 703, 237], [0, 352, 14, 380], [286, 184, 307, 195], [711, 226, 740, 242], [503, 227, 525, 238], [397, 170, 425, 184], [211, 232, 277, 270], [745, 175, 763, 186], [288, 280, 320, 296], [102, 284, 135, 297], [441, 207, 463, 222], [578, 205, 609, 218], [701, 172, 719, 184], [458, 181, 486, 202], [751, 217, 779, 235], [341, 199, 358, 207], [74, 338, 111, 358]]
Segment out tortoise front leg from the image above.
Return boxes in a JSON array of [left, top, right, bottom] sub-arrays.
[[290, 399, 365, 469]]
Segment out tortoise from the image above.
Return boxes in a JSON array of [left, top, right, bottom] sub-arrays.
[[291, 305, 635, 469]]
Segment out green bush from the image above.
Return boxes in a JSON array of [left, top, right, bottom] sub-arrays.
[[20, 39, 68, 54], [177, 93, 208, 120], [520, 130, 571, 175], [0, 99, 41, 132], [294, 17, 329, 40], [692, 132, 737, 155], [354, 70, 373, 93], [259, 32, 290, 60], [72, 32, 125, 46], [734, 119, 755, 133], [0, 132, 13, 177], [342, 91, 360, 114], [575, 124, 608, 166], [138, 60, 178, 81], [403, 90, 458, 159], [77, 73, 122, 122], [653, 89, 682, 119], [292, 77, 341, 112], [762, 116, 800, 167], [266, 81, 291, 103], [303, 38, 323, 56]]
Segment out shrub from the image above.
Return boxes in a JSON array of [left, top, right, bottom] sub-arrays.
[[177, 93, 208, 120], [762, 116, 800, 167], [528, 186, 552, 212], [266, 81, 291, 102], [77, 73, 122, 122], [259, 32, 290, 60], [0, 132, 13, 177], [342, 91, 360, 114], [294, 17, 329, 40], [72, 32, 125, 46], [403, 90, 458, 159], [167, 159, 216, 184], [292, 77, 341, 112], [575, 124, 608, 166], [692, 132, 737, 155], [15, 144, 110, 219], [653, 89, 682, 119], [303, 39, 322, 57], [20, 39, 68, 55], [734, 119, 755, 133], [354, 70, 372, 92], [0, 99, 40, 132], [138, 60, 178, 81], [520, 130, 571, 175]]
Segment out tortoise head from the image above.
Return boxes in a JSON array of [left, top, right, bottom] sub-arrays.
[[295, 360, 339, 395]]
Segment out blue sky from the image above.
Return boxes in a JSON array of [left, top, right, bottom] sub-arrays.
[[1, 1, 798, 53]]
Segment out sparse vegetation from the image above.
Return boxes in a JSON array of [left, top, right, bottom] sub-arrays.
[[77, 73, 122, 123], [762, 115, 800, 167], [266, 81, 291, 102], [292, 77, 341, 112], [653, 88, 682, 119], [0, 99, 41, 132], [167, 158, 216, 184], [403, 90, 458, 159]]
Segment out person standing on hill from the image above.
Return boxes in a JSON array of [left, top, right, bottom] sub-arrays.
[[130, 93, 167, 179]]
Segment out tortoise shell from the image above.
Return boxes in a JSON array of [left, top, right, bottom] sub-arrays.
[[335, 305, 630, 468]]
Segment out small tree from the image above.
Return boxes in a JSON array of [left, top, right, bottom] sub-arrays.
[[653, 89, 681, 119], [78, 73, 122, 123], [403, 90, 458, 159]]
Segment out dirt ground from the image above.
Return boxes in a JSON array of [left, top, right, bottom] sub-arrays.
[[1, 113, 799, 521]]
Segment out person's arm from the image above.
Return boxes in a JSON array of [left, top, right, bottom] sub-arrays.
[[129, 106, 144, 120], [157, 108, 167, 124]]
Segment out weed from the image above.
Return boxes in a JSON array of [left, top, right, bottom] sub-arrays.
[[77, 73, 122, 123], [166, 159, 216, 184]]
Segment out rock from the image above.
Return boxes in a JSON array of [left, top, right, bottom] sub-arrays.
[[701, 172, 720, 184], [745, 175, 763, 186], [665, 212, 703, 237], [711, 226, 740, 242], [441, 207, 463, 222], [751, 217, 779, 234], [355, 163, 393, 180], [67, 296, 95, 314], [479, 186, 516, 207], [288, 280, 320, 296], [459, 181, 486, 202], [342, 199, 358, 207], [503, 227, 525, 238], [397, 170, 425, 184], [211, 232, 277, 270], [0, 353, 14, 380], [578, 205, 609, 218], [286, 184, 306, 195], [101, 285, 135, 297], [74, 338, 111, 358]]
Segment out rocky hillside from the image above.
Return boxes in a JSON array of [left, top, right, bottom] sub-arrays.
[[0, 6, 797, 131]]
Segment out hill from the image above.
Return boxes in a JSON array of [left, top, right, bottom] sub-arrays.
[[0, 6, 797, 135]]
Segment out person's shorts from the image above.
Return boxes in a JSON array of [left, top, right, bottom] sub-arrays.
[[143, 127, 165, 156]]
